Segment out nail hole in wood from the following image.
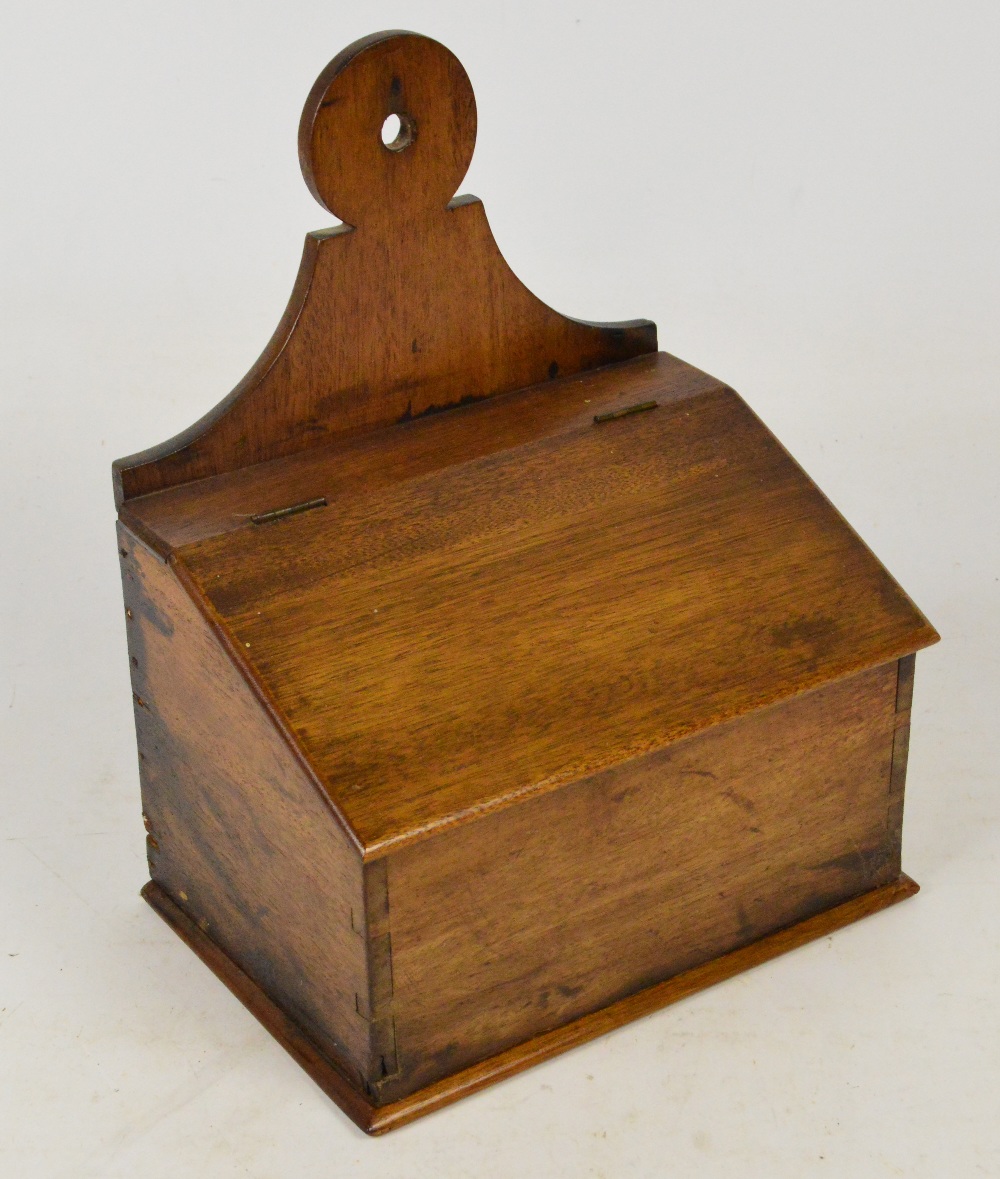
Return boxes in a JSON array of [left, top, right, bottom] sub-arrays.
[[381, 112, 415, 152]]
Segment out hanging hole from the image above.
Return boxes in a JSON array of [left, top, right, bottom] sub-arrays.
[[381, 112, 415, 152]]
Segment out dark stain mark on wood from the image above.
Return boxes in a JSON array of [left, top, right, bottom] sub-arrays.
[[396, 391, 488, 423], [770, 615, 840, 658], [810, 842, 886, 881], [722, 787, 757, 815]]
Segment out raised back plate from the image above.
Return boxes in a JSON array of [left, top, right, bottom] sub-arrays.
[[113, 31, 656, 506]]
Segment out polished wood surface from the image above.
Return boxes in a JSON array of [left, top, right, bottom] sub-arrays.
[[142, 874, 919, 1135], [113, 31, 654, 507], [172, 369, 936, 856], [120, 352, 717, 555], [141, 880, 376, 1131], [377, 661, 903, 1100], [114, 29, 939, 1133], [120, 529, 378, 1089]]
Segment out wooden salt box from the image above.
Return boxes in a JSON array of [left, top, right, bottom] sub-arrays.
[[114, 31, 939, 1133]]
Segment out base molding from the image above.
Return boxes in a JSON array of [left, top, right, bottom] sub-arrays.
[[142, 874, 919, 1135]]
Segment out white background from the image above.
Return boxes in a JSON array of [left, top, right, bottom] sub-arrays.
[[2, 2, 998, 1175]]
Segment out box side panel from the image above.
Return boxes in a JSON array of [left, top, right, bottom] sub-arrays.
[[377, 662, 902, 1102], [118, 526, 375, 1090]]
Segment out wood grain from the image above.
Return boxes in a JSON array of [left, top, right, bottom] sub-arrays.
[[142, 880, 376, 1132], [119, 527, 379, 1089], [119, 352, 720, 555], [142, 873, 919, 1134], [113, 28, 939, 1132], [174, 379, 937, 856], [376, 662, 903, 1100], [113, 31, 655, 507], [298, 30, 477, 226]]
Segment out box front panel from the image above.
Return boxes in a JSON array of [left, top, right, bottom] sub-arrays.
[[376, 661, 904, 1101]]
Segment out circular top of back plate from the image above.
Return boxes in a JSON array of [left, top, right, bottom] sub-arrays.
[[298, 30, 478, 228]]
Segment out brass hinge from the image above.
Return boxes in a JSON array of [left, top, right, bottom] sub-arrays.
[[251, 497, 327, 525], [593, 400, 658, 424]]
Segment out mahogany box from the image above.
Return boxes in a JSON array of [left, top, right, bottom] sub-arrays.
[[113, 31, 939, 1133]]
